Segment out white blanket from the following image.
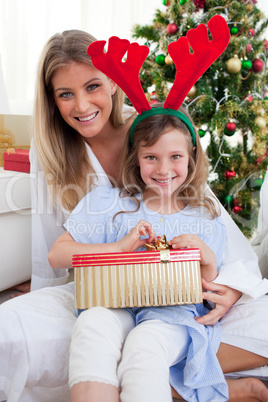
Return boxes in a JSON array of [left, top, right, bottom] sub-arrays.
[[1, 284, 268, 402]]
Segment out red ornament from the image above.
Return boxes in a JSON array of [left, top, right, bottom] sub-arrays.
[[167, 23, 178, 35], [224, 170, 236, 180], [252, 58, 264, 73], [194, 0, 206, 9], [255, 156, 264, 165], [264, 39, 268, 52], [245, 94, 253, 101], [248, 28, 255, 37], [225, 122, 236, 132], [233, 197, 241, 206], [149, 99, 159, 106], [246, 44, 253, 53], [233, 205, 243, 214]]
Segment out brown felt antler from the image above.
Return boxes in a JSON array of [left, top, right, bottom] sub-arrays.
[[164, 15, 230, 109], [87, 36, 151, 114]]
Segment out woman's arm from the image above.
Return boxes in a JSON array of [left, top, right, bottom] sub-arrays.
[[30, 145, 70, 290], [195, 279, 242, 325]]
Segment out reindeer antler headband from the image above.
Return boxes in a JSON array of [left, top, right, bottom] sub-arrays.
[[87, 15, 230, 146]]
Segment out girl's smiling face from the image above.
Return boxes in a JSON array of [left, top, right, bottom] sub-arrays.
[[52, 61, 117, 142], [137, 126, 190, 211]]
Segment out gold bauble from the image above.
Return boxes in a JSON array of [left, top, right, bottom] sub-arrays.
[[187, 85, 197, 98], [226, 55, 241, 73], [246, 4, 254, 11], [254, 116, 266, 129], [165, 54, 173, 65]]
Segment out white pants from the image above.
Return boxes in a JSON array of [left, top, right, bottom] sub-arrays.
[[69, 307, 190, 402]]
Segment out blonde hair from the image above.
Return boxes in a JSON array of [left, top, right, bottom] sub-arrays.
[[32, 29, 125, 211], [120, 105, 219, 219]]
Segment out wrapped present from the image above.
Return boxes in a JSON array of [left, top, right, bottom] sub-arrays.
[[4, 148, 30, 173], [73, 248, 202, 309]]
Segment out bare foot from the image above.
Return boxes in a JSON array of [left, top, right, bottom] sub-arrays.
[[227, 378, 268, 402], [10, 280, 31, 298]]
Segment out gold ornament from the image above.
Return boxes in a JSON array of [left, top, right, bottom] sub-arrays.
[[253, 141, 267, 157], [165, 54, 173, 65], [254, 116, 266, 129], [246, 4, 254, 11], [187, 85, 197, 98], [226, 55, 241, 73]]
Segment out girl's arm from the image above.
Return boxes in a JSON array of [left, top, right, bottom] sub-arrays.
[[48, 219, 156, 269], [169, 234, 217, 282]]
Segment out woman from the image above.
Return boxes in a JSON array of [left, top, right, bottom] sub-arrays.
[[0, 29, 267, 402]]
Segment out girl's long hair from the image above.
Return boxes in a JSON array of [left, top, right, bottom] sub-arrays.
[[119, 105, 220, 219], [32, 29, 125, 211]]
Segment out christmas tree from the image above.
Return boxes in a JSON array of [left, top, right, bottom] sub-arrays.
[[132, 0, 268, 238]]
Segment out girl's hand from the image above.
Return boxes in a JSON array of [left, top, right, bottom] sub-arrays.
[[195, 278, 242, 326], [169, 234, 217, 281], [118, 220, 156, 252]]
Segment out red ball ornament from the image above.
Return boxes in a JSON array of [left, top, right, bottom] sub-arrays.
[[167, 23, 178, 35], [194, 0, 206, 9], [224, 170, 236, 180], [252, 58, 264, 73], [255, 156, 264, 165], [233, 205, 243, 214], [233, 197, 242, 206], [264, 39, 268, 52], [246, 44, 253, 53], [224, 122, 236, 136], [226, 122, 236, 132], [150, 99, 159, 106], [248, 28, 255, 37]]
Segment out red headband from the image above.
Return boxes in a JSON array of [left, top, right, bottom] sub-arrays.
[[87, 15, 230, 115]]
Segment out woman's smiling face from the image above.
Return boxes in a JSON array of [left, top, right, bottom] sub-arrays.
[[52, 61, 117, 140]]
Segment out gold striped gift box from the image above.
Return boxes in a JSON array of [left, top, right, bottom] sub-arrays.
[[73, 248, 202, 309]]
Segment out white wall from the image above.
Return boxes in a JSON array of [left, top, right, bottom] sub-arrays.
[[0, 0, 267, 115], [0, 0, 164, 115]]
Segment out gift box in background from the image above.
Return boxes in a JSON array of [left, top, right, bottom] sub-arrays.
[[73, 248, 202, 309], [4, 148, 30, 173], [0, 114, 31, 167]]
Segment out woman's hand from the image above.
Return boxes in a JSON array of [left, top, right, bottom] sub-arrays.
[[169, 234, 217, 282], [118, 220, 156, 252], [195, 278, 242, 326]]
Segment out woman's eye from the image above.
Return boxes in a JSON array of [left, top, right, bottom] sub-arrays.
[[59, 92, 72, 99], [87, 84, 99, 91], [171, 155, 180, 160], [146, 155, 156, 161]]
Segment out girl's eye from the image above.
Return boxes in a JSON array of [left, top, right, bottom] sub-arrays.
[[146, 155, 156, 161], [171, 155, 180, 160]]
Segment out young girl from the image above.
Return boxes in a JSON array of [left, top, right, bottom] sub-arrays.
[[49, 105, 229, 401]]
